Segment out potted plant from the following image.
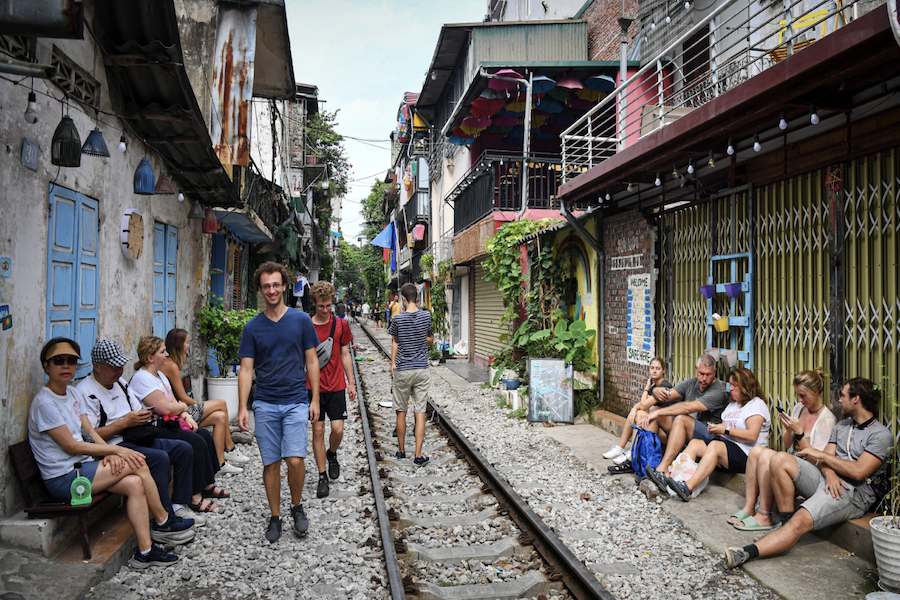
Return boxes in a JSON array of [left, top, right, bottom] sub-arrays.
[[197, 295, 258, 421], [428, 343, 441, 367], [870, 373, 900, 592]]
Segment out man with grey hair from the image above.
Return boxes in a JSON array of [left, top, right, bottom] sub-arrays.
[[640, 354, 728, 492]]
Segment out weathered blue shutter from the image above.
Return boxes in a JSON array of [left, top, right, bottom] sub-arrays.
[[165, 226, 178, 332], [152, 223, 166, 337], [46, 185, 98, 378]]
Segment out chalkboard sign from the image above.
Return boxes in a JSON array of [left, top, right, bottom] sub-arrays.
[[527, 358, 574, 424]]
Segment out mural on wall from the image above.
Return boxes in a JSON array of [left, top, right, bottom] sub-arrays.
[[557, 234, 594, 321]]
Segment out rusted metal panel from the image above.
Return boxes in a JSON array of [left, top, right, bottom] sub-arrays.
[[210, 3, 257, 167], [0, 0, 83, 38]]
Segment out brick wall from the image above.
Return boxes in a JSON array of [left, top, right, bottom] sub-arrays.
[[601, 209, 657, 417], [583, 0, 641, 62]]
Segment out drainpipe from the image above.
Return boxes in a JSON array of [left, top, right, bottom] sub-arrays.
[[616, 17, 633, 152], [890, 0, 900, 46]]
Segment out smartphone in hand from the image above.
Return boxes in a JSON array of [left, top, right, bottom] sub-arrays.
[[776, 403, 786, 414]]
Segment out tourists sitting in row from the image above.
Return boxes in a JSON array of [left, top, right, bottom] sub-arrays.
[[730, 368, 836, 531], [27, 338, 193, 569], [130, 336, 231, 513], [665, 367, 770, 501], [603, 356, 672, 473], [161, 328, 250, 474], [726, 377, 889, 569], [78, 339, 206, 526]]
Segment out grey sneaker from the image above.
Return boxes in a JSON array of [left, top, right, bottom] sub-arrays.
[[175, 506, 207, 527], [265, 516, 282, 543], [725, 547, 750, 569], [316, 473, 329, 498], [326, 450, 340, 480], [150, 528, 195, 545], [129, 544, 179, 569], [645, 466, 668, 493], [291, 504, 308, 536]]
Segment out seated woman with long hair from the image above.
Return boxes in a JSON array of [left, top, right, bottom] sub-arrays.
[[730, 368, 836, 530], [666, 367, 770, 502], [27, 338, 192, 568], [129, 336, 230, 513], [161, 328, 249, 475]]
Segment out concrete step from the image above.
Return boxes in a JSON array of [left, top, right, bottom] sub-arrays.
[[407, 537, 530, 563], [415, 571, 554, 600]]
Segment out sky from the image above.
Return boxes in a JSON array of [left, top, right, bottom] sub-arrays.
[[285, 0, 486, 245]]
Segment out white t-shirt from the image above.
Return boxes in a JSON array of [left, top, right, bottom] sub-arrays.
[[129, 369, 175, 412], [27, 386, 93, 480], [720, 396, 770, 455], [788, 403, 837, 452], [77, 375, 135, 446], [362, 303, 370, 316]]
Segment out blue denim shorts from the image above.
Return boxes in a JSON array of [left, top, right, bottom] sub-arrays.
[[44, 460, 100, 500], [253, 401, 309, 465], [692, 418, 716, 443]]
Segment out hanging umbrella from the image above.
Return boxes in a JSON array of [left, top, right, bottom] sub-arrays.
[[532, 130, 553, 139], [459, 124, 484, 136], [488, 69, 524, 91], [485, 125, 514, 134], [504, 101, 529, 113], [569, 99, 596, 111], [531, 114, 549, 127], [540, 124, 568, 134], [531, 75, 557, 94], [546, 87, 572, 103], [556, 75, 583, 90], [491, 116, 520, 127], [452, 127, 476, 138], [575, 88, 602, 102], [535, 98, 564, 114], [548, 113, 577, 126], [469, 105, 492, 120], [585, 74, 616, 92], [479, 88, 499, 99], [472, 96, 505, 115], [498, 108, 525, 118], [462, 116, 492, 129]]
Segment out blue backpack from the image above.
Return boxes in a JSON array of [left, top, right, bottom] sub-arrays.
[[630, 425, 662, 475]]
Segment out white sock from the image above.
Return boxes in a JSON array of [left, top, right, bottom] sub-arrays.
[[172, 504, 183, 512], [140, 547, 152, 556], [156, 517, 168, 526]]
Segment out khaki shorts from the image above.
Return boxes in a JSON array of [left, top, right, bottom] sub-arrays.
[[793, 455, 865, 531], [393, 368, 430, 413]]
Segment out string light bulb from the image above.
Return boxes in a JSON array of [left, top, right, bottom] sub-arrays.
[[654, 172, 662, 187], [778, 111, 787, 130], [666, 14, 671, 23], [684, 0, 690, 9], [178, 191, 185, 202], [627, 182, 634, 192], [650, 21, 656, 31], [118, 136, 127, 152], [23, 91, 38, 124], [687, 159, 694, 175], [672, 163, 679, 178], [708, 150, 715, 168], [605, 192, 611, 201], [726, 138, 735, 155], [809, 104, 819, 125], [753, 134, 761, 152]]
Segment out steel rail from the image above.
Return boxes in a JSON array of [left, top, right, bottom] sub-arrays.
[[354, 318, 616, 600], [350, 342, 406, 600]]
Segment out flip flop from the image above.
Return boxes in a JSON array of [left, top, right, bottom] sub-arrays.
[[727, 509, 751, 525], [201, 486, 231, 499], [188, 499, 220, 513], [734, 515, 774, 531], [607, 460, 634, 474]]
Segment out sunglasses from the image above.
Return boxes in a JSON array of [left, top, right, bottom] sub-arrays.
[[50, 356, 79, 366]]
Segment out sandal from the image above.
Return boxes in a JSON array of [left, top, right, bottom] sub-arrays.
[[734, 515, 774, 531], [607, 460, 634, 474], [728, 509, 751, 525], [201, 486, 231, 499], [188, 499, 220, 513]]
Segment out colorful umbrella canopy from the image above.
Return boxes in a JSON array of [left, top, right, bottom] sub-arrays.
[[585, 74, 616, 92], [451, 127, 476, 138], [531, 114, 549, 127], [488, 69, 524, 91], [504, 101, 529, 113], [448, 135, 475, 146], [548, 113, 577, 125], [462, 116, 492, 129], [459, 124, 484, 135], [498, 108, 525, 118], [491, 116, 520, 127], [485, 125, 514, 134], [532, 75, 557, 94], [472, 96, 505, 115], [535, 98, 564, 113], [575, 88, 602, 102], [546, 87, 572, 103], [479, 88, 499, 99], [556, 75, 583, 90], [569, 99, 596, 111]]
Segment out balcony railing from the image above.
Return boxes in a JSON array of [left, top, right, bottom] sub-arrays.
[[404, 190, 430, 230], [450, 153, 562, 234], [561, 0, 866, 179]]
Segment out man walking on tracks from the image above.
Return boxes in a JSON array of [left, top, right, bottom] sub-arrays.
[[389, 282, 433, 465], [238, 262, 321, 543], [307, 281, 357, 498]]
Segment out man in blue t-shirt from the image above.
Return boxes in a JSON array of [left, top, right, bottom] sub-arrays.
[[238, 262, 320, 543], [388, 282, 433, 466]]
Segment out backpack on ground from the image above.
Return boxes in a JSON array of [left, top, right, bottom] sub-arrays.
[[630, 425, 662, 475]]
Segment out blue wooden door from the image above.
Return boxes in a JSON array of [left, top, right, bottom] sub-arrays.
[[47, 185, 98, 378], [152, 222, 178, 337]]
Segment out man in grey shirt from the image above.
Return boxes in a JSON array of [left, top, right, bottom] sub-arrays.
[[641, 354, 728, 492]]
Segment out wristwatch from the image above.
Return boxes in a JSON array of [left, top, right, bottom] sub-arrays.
[[724, 428, 730, 436]]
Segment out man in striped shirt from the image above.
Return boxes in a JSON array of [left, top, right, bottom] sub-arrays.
[[388, 283, 433, 466]]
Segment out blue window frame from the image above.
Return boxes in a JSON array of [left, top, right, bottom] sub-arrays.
[[152, 222, 178, 337], [47, 185, 99, 379]]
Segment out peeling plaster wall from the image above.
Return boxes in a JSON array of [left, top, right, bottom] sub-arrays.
[[177, 0, 219, 132], [0, 32, 208, 517]]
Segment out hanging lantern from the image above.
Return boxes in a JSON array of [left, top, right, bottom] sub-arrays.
[[51, 115, 82, 167], [81, 126, 111, 157], [187, 201, 205, 219], [154, 171, 176, 195], [133, 158, 155, 195], [202, 208, 218, 234]]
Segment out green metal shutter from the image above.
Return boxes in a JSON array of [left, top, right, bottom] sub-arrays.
[[473, 262, 506, 362]]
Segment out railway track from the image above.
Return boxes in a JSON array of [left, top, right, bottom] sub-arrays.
[[350, 319, 614, 600]]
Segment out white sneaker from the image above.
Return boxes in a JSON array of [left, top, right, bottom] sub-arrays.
[[175, 506, 207, 527], [602, 444, 626, 460], [224, 448, 251, 465], [614, 450, 632, 465], [219, 461, 244, 475]]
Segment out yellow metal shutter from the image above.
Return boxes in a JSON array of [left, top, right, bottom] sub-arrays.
[[473, 262, 507, 361]]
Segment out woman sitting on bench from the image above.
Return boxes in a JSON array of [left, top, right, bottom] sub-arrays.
[[27, 337, 191, 568], [730, 368, 836, 531], [666, 367, 770, 502]]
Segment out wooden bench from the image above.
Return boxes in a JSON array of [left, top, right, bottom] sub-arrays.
[[9, 440, 111, 560]]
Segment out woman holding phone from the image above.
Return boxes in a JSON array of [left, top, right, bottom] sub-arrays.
[[730, 368, 836, 530]]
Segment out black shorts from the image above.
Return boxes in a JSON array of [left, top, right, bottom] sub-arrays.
[[317, 390, 348, 422], [714, 437, 749, 474]]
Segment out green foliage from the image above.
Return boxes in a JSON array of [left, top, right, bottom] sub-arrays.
[[419, 253, 434, 274], [508, 406, 527, 420], [360, 181, 390, 305], [197, 295, 258, 374], [306, 111, 349, 198], [335, 239, 363, 295]]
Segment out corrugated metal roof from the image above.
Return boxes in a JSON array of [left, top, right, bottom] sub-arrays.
[[471, 22, 588, 67], [93, 0, 240, 206]]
